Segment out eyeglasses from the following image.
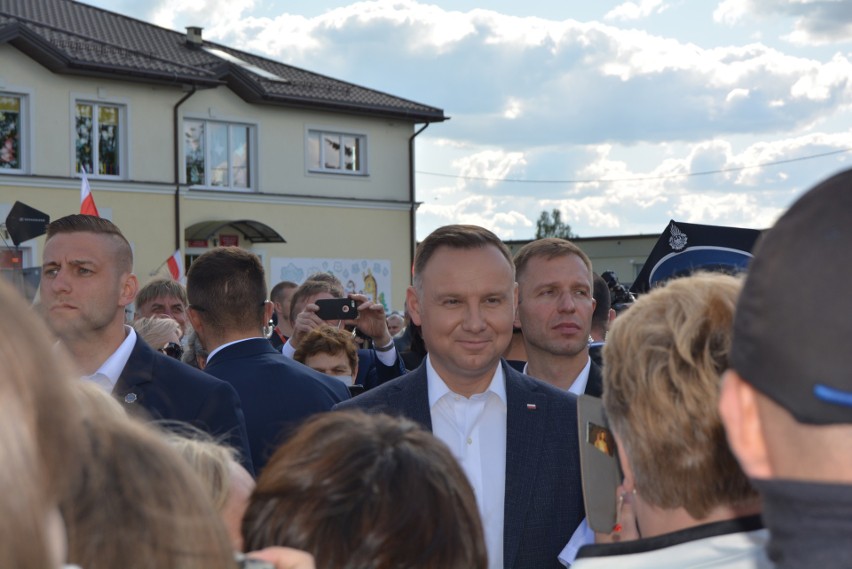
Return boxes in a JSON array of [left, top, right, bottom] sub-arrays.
[[159, 342, 184, 360]]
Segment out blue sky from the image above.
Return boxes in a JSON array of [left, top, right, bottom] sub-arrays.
[[84, 0, 852, 239]]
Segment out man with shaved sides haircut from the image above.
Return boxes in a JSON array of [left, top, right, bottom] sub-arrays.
[[40, 214, 253, 473]]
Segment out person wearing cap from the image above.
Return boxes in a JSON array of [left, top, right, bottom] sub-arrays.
[[718, 168, 852, 569]]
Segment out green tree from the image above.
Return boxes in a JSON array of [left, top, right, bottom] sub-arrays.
[[535, 209, 576, 239]]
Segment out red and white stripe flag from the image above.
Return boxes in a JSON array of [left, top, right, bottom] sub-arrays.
[[166, 250, 184, 282], [79, 166, 100, 217]]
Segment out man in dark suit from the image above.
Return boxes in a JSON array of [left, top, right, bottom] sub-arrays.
[[336, 224, 584, 569], [186, 247, 346, 473], [39, 214, 253, 473], [511, 238, 603, 398]]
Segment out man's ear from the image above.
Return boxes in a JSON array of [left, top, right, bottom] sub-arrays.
[[119, 273, 138, 308], [718, 370, 773, 479], [406, 286, 422, 326], [263, 300, 274, 324], [187, 306, 204, 337]]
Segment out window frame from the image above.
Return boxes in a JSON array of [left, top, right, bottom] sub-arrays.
[[305, 127, 368, 176], [183, 117, 257, 192], [0, 91, 30, 175], [71, 97, 128, 179]]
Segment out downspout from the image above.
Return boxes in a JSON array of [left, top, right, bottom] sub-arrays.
[[173, 87, 197, 251], [408, 123, 429, 282]]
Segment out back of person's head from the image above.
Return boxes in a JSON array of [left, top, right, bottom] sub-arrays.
[[186, 247, 267, 334], [591, 272, 612, 335], [131, 316, 181, 351], [269, 280, 297, 304], [136, 278, 188, 310], [603, 272, 755, 519], [45, 214, 133, 273], [0, 278, 85, 569], [289, 279, 344, 323], [413, 224, 513, 291], [167, 429, 255, 552], [513, 237, 592, 283], [243, 411, 487, 569], [63, 415, 235, 569], [725, 168, 852, 481], [294, 325, 359, 374]]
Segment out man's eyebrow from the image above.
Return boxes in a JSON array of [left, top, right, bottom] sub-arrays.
[[42, 259, 95, 268]]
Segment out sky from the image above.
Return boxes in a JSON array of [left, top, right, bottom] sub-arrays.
[[84, 0, 852, 240]]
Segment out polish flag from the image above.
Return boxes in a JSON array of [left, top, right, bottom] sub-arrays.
[[166, 250, 184, 282], [79, 166, 100, 217]]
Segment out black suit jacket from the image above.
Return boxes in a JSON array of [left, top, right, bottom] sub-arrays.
[[114, 336, 254, 474], [506, 358, 603, 397], [334, 360, 585, 569], [204, 339, 347, 472]]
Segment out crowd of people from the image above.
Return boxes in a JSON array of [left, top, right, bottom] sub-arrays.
[[2, 167, 851, 568]]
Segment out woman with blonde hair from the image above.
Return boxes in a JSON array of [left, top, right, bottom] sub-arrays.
[[572, 273, 770, 569], [0, 279, 85, 569]]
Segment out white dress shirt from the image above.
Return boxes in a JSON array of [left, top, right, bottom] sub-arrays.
[[427, 355, 507, 569], [523, 356, 591, 395], [82, 326, 137, 393]]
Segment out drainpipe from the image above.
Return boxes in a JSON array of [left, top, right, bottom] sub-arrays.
[[407, 123, 429, 282], [173, 87, 197, 251]]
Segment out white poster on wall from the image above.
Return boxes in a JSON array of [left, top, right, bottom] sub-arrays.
[[270, 257, 393, 312]]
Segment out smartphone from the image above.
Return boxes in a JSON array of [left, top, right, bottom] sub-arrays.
[[576, 395, 624, 533], [315, 297, 359, 321]]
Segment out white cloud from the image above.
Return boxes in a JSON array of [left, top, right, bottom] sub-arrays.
[[605, 0, 669, 21], [713, 0, 852, 45]]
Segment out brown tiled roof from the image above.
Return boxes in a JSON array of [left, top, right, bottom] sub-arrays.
[[0, 0, 446, 122]]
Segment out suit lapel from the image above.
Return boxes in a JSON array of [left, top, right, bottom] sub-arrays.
[[113, 336, 154, 411], [585, 360, 604, 397], [503, 364, 548, 569], [386, 364, 432, 430]]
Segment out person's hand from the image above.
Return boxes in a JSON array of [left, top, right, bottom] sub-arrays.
[[289, 303, 324, 349], [245, 547, 315, 569], [349, 294, 392, 347], [594, 485, 639, 543]]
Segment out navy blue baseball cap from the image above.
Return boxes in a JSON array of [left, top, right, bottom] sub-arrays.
[[730, 168, 852, 424]]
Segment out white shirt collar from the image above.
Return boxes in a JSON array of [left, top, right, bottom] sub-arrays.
[[522, 355, 591, 396], [426, 354, 507, 408], [84, 326, 136, 392]]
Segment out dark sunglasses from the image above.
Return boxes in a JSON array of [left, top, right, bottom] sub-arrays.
[[159, 342, 184, 360]]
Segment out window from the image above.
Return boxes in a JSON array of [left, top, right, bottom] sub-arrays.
[[307, 130, 366, 175], [0, 94, 25, 172], [75, 102, 124, 176], [184, 120, 253, 190]]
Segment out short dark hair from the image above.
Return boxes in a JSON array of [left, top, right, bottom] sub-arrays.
[[591, 272, 612, 331], [136, 278, 187, 311], [186, 247, 267, 334], [269, 281, 297, 305], [243, 411, 487, 569], [289, 279, 344, 324], [45, 214, 133, 273], [413, 225, 513, 291], [294, 325, 358, 373], [513, 237, 592, 284]]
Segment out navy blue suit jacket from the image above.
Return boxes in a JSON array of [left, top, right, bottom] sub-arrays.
[[335, 359, 585, 569], [357, 348, 406, 391], [114, 336, 254, 474], [204, 339, 347, 472]]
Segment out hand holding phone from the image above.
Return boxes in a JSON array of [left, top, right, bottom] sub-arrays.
[[315, 297, 359, 321]]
